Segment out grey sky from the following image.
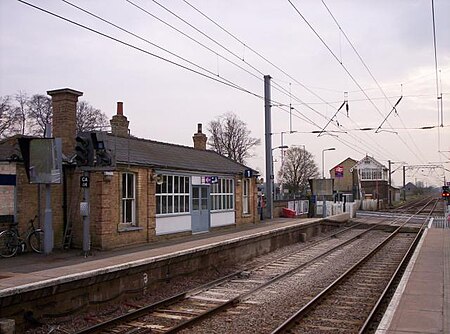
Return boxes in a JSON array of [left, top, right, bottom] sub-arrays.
[[1, 0, 449, 187]]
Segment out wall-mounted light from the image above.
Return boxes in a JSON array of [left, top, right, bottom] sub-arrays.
[[103, 171, 113, 182]]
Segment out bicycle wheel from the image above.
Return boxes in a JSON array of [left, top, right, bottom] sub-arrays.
[[28, 230, 44, 253], [0, 230, 19, 257]]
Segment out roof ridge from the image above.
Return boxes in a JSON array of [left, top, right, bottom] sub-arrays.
[[106, 132, 214, 152]]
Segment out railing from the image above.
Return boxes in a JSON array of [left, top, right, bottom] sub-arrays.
[[431, 216, 450, 229]]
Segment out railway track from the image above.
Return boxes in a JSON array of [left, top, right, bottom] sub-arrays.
[[71, 199, 436, 334], [272, 199, 434, 334], [74, 223, 384, 334]]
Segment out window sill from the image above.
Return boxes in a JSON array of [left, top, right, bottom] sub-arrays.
[[156, 212, 191, 218], [211, 209, 235, 213], [118, 224, 143, 232]]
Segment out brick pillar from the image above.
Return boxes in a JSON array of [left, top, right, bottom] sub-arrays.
[[47, 88, 83, 156], [193, 123, 207, 150], [110, 102, 129, 137]]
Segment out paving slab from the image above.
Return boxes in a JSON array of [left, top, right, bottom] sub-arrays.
[[378, 228, 449, 334]]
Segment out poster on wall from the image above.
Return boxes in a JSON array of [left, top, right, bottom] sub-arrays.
[[335, 166, 344, 178]]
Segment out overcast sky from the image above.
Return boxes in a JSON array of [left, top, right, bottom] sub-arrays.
[[1, 0, 449, 187]]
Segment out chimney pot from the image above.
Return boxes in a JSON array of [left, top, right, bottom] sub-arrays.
[[197, 123, 202, 133], [110, 101, 129, 137], [117, 102, 123, 115]]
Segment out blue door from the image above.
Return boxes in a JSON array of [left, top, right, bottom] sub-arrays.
[[192, 186, 210, 233]]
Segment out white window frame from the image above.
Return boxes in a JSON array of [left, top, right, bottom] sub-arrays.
[[156, 174, 190, 215], [360, 168, 384, 181], [122, 172, 136, 225], [242, 179, 250, 214], [211, 178, 234, 211]]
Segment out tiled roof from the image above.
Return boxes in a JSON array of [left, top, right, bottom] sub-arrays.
[[0, 133, 257, 175], [105, 134, 256, 175], [330, 157, 358, 171]]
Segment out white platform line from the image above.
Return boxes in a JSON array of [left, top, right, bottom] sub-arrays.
[[375, 227, 428, 333]]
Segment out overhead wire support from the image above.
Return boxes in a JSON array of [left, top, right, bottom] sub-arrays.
[[431, 0, 441, 126], [376, 96, 403, 133], [317, 99, 347, 137]]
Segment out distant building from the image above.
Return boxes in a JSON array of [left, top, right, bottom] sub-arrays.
[[351, 155, 389, 207], [389, 185, 401, 203], [403, 182, 418, 194], [329, 157, 359, 200]]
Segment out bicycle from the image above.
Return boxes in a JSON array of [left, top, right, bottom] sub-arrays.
[[0, 215, 44, 258]]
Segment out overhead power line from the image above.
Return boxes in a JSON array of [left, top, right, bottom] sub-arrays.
[[16, 0, 263, 99], [124, 0, 299, 107], [321, 0, 427, 163], [288, 0, 425, 163], [59, 0, 254, 96], [180, 0, 394, 160]]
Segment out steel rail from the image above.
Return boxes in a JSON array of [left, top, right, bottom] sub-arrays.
[[358, 198, 439, 333], [74, 223, 372, 334], [164, 224, 382, 333], [271, 200, 431, 333]]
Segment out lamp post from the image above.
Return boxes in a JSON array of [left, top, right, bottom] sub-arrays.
[[322, 147, 336, 179], [271, 145, 289, 217], [321, 147, 335, 218]]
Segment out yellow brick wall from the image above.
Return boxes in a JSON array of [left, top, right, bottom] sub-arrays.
[[234, 176, 258, 225], [12, 160, 260, 251], [0, 163, 16, 218], [10, 162, 65, 248]]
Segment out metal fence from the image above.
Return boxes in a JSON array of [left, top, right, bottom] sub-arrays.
[[431, 217, 450, 229], [287, 200, 309, 215]]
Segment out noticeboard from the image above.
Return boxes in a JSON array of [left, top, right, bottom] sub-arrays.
[[29, 138, 62, 184], [309, 178, 334, 196]]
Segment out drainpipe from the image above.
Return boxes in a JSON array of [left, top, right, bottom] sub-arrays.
[[62, 165, 68, 240]]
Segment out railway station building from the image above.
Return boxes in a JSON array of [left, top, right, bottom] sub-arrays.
[[0, 88, 260, 251]]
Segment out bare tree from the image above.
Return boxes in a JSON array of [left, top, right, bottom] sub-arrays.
[[76, 101, 108, 132], [15, 91, 28, 135], [27, 94, 52, 136], [0, 96, 20, 138], [207, 112, 260, 164], [278, 147, 319, 195], [1, 91, 108, 138]]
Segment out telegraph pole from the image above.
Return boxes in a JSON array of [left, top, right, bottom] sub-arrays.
[[403, 165, 406, 201], [264, 75, 273, 219], [388, 160, 392, 207]]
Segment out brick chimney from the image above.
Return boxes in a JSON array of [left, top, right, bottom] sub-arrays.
[[110, 102, 129, 137], [193, 123, 207, 150], [47, 88, 83, 156]]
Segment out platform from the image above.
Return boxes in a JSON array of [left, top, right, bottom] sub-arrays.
[[0, 215, 351, 330], [0, 218, 326, 293], [377, 227, 450, 334]]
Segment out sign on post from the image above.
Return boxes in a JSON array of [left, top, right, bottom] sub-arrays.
[[80, 175, 90, 188]]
